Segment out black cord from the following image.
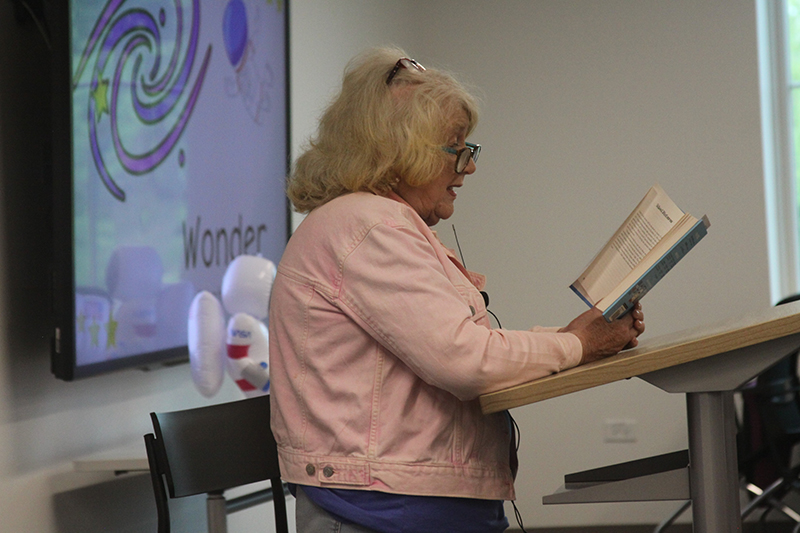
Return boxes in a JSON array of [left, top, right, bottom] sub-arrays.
[[487, 307, 502, 329], [508, 412, 529, 533], [452, 225, 526, 530], [452, 225, 503, 329], [511, 500, 529, 533], [509, 412, 521, 451]]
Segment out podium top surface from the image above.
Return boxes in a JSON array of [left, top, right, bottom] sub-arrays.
[[479, 300, 800, 414]]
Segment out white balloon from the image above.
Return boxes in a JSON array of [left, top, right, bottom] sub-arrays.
[[187, 291, 226, 397], [188, 255, 276, 398], [226, 312, 270, 397], [222, 255, 276, 320]]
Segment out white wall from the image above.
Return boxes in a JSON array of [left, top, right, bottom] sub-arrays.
[[0, 0, 769, 531]]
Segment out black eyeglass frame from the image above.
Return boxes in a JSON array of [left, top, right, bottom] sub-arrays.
[[386, 57, 426, 85], [442, 142, 481, 173]]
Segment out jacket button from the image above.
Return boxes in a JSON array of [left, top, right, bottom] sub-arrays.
[[469, 305, 476, 316], [305, 464, 315, 476], [323, 466, 335, 478]]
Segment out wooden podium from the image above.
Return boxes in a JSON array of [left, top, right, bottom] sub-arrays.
[[480, 301, 800, 533]]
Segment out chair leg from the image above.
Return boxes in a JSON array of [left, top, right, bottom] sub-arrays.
[[144, 434, 172, 533], [742, 480, 800, 523], [742, 479, 786, 519], [767, 497, 800, 522], [271, 478, 289, 533], [207, 491, 228, 533]]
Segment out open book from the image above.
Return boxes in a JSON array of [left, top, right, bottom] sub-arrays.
[[570, 185, 709, 321]]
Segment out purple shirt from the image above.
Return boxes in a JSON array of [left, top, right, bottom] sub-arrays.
[[296, 484, 508, 533]]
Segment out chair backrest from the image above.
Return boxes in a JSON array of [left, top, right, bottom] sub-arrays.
[[758, 351, 800, 432], [145, 394, 287, 533], [150, 394, 279, 497]]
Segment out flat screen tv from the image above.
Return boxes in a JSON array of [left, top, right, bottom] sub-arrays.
[[48, 0, 290, 380]]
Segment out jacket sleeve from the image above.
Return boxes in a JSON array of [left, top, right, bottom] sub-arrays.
[[334, 221, 582, 401]]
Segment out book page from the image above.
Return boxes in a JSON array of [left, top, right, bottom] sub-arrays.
[[572, 185, 684, 304], [597, 213, 698, 311]]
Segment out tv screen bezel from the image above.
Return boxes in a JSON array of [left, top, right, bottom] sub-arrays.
[[48, 0, 292, 381]]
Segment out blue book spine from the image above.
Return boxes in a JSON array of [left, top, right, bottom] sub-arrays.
[[570, 284, 594, 308], [602, 217, 709, 322]]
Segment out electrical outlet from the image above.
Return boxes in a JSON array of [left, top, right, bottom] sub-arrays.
[[603, 418, 637, 443]]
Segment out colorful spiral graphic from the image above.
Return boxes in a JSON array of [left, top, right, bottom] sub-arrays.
[[73, 0, 212, 202]]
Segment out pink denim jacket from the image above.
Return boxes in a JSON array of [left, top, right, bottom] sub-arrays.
[[268, 192, 582, 501]]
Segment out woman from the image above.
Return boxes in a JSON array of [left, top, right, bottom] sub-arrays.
[[269, 47, 644, 533]]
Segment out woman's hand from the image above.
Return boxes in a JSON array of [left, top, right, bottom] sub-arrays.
[[559, 303, 645, 364]]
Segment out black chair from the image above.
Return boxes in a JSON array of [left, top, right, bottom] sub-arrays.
[[738, 363, 800, 525], [144, 394, 289, 533], [737, 294, 800, 528]]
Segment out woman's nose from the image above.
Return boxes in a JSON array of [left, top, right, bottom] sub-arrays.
[[463, 157, 477, 175]]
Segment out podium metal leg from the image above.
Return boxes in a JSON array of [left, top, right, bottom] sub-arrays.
[[686, 391, 741, 532]]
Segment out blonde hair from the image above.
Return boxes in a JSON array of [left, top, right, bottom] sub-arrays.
[[287, 47, 479, 213]]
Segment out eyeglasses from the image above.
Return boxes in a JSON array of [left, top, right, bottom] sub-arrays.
[[442, 142, 481, 173], [386, 57, 426, 85]]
